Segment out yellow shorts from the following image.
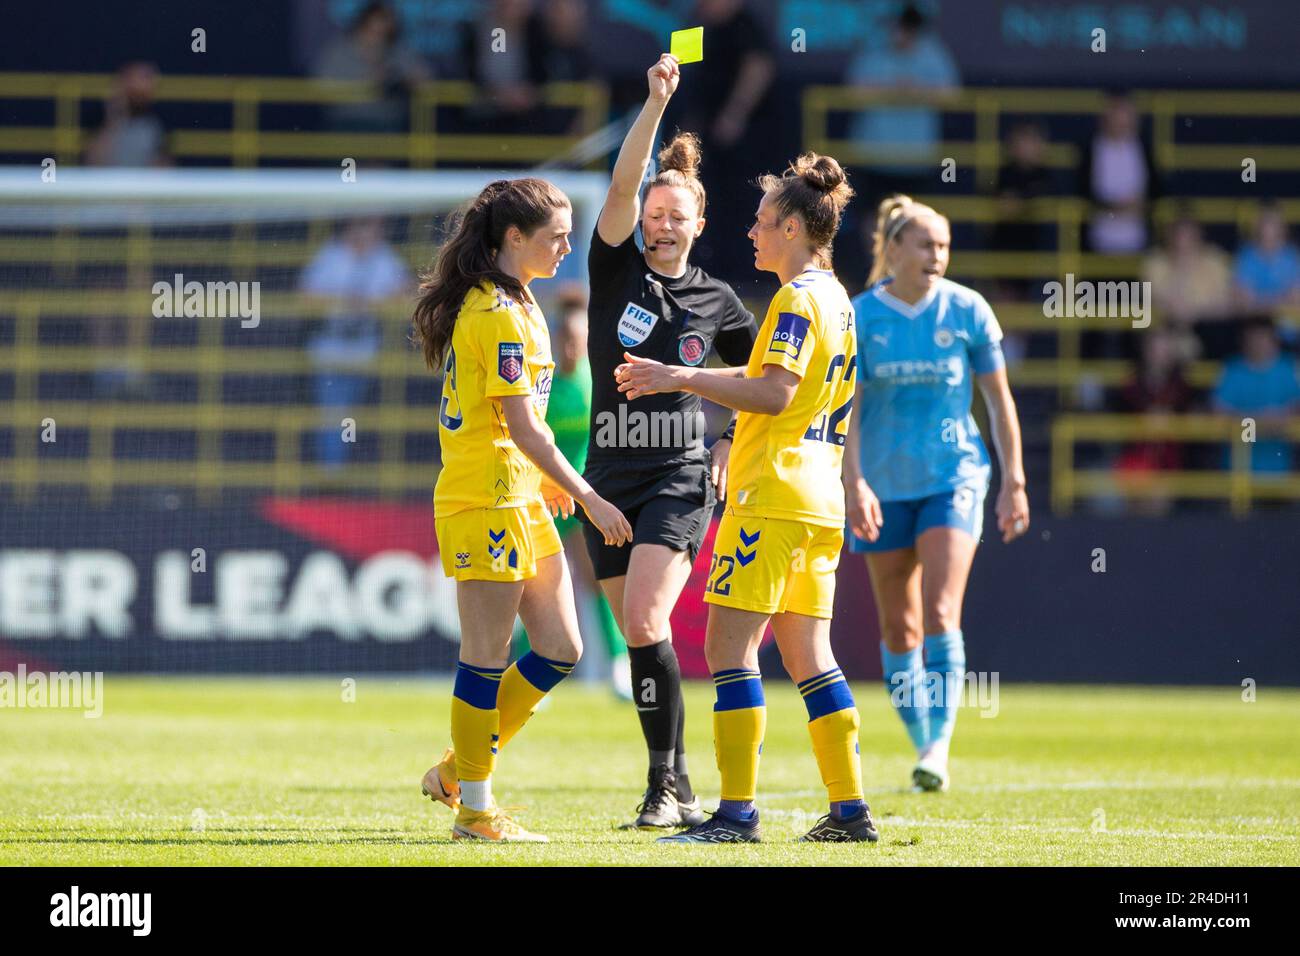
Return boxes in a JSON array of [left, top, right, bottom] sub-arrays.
[[435, 501, 562, 582], [703, 509, 843, 619]]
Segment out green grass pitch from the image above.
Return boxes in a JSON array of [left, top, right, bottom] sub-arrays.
[[2, 678, 1297, 866]]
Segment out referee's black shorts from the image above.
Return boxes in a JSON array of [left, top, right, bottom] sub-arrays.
[[579, 456, 716, 581]]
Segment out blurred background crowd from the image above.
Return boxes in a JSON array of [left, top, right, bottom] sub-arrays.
[[2, 0, 1298, 517]]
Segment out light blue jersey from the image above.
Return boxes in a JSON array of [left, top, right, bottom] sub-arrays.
[[852, 277, 1005, 502]]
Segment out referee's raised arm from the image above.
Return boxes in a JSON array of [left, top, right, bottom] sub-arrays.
[[597, 54, 679, 247]]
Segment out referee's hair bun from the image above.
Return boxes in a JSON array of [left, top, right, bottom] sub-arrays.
[[657, 132, 702, 180]]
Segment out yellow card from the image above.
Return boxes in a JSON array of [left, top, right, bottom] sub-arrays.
[[670, 26, 703, 64]]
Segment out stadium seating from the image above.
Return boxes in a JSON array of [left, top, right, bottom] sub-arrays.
[[1, 73, 1297, 513]]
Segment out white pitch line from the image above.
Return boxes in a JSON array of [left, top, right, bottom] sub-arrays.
[[887, 818, 1300, 843], [757, 809, 1298, 843], [955, 778, 1300, 792], [763, 778, 1300, 798], [8, 811, 1298, 845]]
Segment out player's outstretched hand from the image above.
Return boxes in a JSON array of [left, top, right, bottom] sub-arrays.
[[648, 53, 680, 102], [544, 494, 574, 519], [846, 478, 883, 542], [616, 351, 683, 399], [540, 478, 574, 519], [996, 481, 1030, 543], [581, 492, 633, 547]]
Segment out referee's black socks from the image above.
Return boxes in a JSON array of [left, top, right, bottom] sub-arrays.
[[627, 641, 691, 800]]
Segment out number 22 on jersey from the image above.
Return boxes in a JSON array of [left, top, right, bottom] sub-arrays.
[[803, 348, 856, 445]]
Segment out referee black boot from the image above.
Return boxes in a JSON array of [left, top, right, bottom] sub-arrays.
[[626, 765, 683, 830]]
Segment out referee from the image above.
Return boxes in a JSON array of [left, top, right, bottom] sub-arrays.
[[583, 54, 757, 829]]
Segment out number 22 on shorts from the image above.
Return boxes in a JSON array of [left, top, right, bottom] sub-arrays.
[[705, 553, 734, 596]]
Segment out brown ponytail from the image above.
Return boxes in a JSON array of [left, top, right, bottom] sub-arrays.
[[411, 177, 570, 370], [756, 152, 854, 267]]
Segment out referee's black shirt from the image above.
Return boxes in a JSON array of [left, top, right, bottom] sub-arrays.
[[585, 228, 757, 467]]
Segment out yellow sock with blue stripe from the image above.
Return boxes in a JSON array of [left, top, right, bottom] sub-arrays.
[[450, 662, 503, 811], [497, 651, 575, 749], [712, 669, 765, 820], [798, 667, 866, 819]]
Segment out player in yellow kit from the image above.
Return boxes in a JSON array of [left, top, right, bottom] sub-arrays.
[[617, 153, 879, 843], [412, 178, 632, 842]]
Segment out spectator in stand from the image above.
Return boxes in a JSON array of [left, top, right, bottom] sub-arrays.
[[993, 122, 1055, 249], [85, 61, 170, 398], [1233, 202, 1300, 313], [1143, 213, 1232, 362], [299, 217, 411, 468], [1213, 317, 1300, 475], [673, 0, 776, 280], [313, 1, 430, 133], [525, 0, 596, 136], [84, 61, 170, 167], [1080, 91, 1159, 254], [990, 121, 1056, 309], [460, 0, 538, 125], [527, 0, 592, 85], [1112, 327, 1195, 484], [685, 0, 776, 153], [845, 3, 960, 201]]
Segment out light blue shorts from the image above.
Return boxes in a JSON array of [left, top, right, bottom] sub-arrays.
[[849, 485, 987, 553]]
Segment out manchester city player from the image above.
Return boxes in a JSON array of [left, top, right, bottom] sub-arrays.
[[845, 195, 1030, 793]]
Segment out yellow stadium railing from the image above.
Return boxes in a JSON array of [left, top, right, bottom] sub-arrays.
[[0, 292, 435, 505], [0, 73, 609, 169], [7, 196, 1295, 278], [0, 282, 1284, 507], [0, 400, 442, 505], [808, 88, 1300, 404], [803, 86, 1300, 186], [1051, 414, 1300, 516], [11, 384, 1290, 509], [891, 195, 1300, 403]]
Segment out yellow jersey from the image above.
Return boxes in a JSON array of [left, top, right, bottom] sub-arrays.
[[433, 281, 554, 517], [727, 269, 856, 528]]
